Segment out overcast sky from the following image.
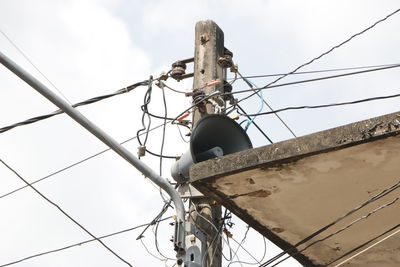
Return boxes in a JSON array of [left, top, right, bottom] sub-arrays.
[[0, 1, 399, 266]]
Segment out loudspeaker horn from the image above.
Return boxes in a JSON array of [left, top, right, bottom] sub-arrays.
[[171, 114, 252, 183]]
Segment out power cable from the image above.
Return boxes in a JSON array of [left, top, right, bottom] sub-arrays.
[[237, 91, 400, 117], [137, 76, 154, 151], [325, 224, 400, 267], [0, 158, 133, 267], [231, 62, 400, 80], [234, 7, 400, 106], [226, 64, 400, 99], [236, 104, 273, 143], [236, 71, 297, 138], [259, 180, 400, 267], [136, 77, 176, 159], [332, 227, 400, 267], [0, 80, 149, 134], [0, 29, 72, 105], [270, 195, 400, 267], [0, 122, 165, 200], [159, 86, 168, 176], [0, 215, 171, 267]]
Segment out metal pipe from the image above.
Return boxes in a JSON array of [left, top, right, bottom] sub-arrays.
[[0, 51, 185, 223]]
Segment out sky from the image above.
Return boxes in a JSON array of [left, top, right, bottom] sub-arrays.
[[0, 0, 399, 266]]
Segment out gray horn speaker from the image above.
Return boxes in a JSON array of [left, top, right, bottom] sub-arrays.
[[171, 114, 252, 183]]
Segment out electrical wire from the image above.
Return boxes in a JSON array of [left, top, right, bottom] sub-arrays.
[[227, 226, 251, 267], [0, 122, 166, 200], [270, 195, 400, 267], [230, 62, 400, 80], [163, 82, 188, 94], [0, 158, 133, 267], [176, 124, 190, 143], [236, 104, 273, 143], [136, 77, 177, 159], [237, 71, 297, 138], [0, 216, 171, 267], [332, 227, 400, 267], [159, 86, 168, 176], [236, 7, 400, 106], [188, 202, 260, 267], [259, 180, 400, 267], [137, 76, 154, 150], [0, 29, 72, 105], [0, 80, 149, 134], [236, 72, 265, 131], [325, 224, 400, 267], [236, 91, 400, 117], [226, 64, 400, 99], [224, 64, 400, 139]]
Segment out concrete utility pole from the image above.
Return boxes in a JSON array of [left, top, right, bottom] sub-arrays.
[[190, 20, 226, 267]]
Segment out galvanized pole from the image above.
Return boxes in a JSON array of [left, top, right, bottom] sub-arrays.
[[190, 20, 226, 267], [0, 50, 186, 250]]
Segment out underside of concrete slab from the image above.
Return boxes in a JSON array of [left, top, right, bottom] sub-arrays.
[[190, 111, 400, 266]]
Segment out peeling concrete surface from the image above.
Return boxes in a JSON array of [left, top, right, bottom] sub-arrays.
[[190, 111, 400, 266]]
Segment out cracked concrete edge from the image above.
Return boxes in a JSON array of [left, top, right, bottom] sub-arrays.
[[189, 111, 400, 183]]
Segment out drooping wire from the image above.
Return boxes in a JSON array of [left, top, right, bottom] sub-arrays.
[[236, 91, 400, 118], [0, 122, 165, 201], [325, 224, 400, 267], [0, 80, 149, 134], [269, 194, 400, 267], [137, 76, 153, 150], [0, 29, 72, 105], [227, 226, 251, 266], [234, 7, 400, 106], [136, 77, 176, 159], [159, 86, 168, 176], [0, 216, 172, 267], [259, 180, 400, 267], [0, 158, 133, 267]]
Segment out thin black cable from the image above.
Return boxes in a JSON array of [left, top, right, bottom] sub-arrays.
[[159, 86, 168, 176], [0, 123, 165, 200], [0, 158, 133, 267], [231, 62, 400, 80], [234, 7, 400, 106], [137, 76, 153, 149], [153, 207, 175, 261], [259, 180, 400, 267], [136, 201, 171, 240], [136, 77, 176, 159], [237, 104, 273, 144], [270, 195, 400, 267], [0, 215, 171, 267], [325, 224, 400, 267], [0, 80, 149, 134], [237, 70, 297, 138], [226, 64, 400, 100], [237, 91, 400, 118]]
